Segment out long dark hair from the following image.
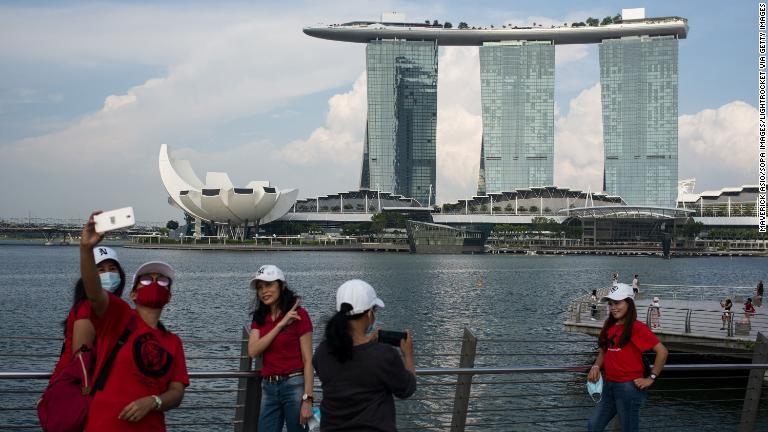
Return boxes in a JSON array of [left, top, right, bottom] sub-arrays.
[[250, 280, 300, 326], [62, 260, 126, 332], [598, 298, 637, 350], [324, 303, 367, 363]]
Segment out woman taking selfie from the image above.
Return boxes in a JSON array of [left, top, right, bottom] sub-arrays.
[[313, 279, 416, 431], [80, 211, 189, 431], [248, 265, 314, 432], [50, 246, 126, 382], [587, 283, 668, 432]]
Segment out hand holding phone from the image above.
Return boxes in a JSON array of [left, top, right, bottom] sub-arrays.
[[378, 330, 407, 346], [94, 207, 135, 233]]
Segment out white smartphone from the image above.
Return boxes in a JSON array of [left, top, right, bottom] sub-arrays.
[[94, 207, 135, 233]]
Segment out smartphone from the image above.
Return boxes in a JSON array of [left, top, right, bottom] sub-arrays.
[[94, 207, 135, 233], [378, 330, 407, 346]]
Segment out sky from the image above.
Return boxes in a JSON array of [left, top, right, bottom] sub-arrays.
[[0, 0, 760, 222]]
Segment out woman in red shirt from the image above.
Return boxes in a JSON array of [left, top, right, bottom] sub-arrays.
[[50, 246, 126, 382], [80, 211, 189, 431], [587, 283, 668, 432], [247, 264, 313, 432]]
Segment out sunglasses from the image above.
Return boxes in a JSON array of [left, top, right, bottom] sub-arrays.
[[138, 274, 171, 287]]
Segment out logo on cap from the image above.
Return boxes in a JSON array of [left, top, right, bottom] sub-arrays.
[[98, 248, 108, 256]]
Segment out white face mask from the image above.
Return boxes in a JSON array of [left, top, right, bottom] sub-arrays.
[[99, 272, 121, 292]]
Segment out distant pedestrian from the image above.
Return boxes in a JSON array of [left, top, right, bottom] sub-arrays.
[[720, 298, 733, 330], [612, 272, 619, 285], [756, 280, 764, 307], [649, 297, 661, 329], [591, 290, 599, 321], [632, 275, 639, 296], [744, 298, 756, 323], [587, 283, 668, 432]]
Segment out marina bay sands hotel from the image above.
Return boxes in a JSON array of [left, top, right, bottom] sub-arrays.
[[304, 8, 688, 208]]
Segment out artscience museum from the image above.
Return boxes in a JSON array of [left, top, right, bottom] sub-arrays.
[[159, 144, 298, 237]]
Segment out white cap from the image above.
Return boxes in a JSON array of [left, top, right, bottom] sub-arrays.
[[249, 265, 285, 289], [600, 283, 634, 302], [336, 279, 385, 315], [93, 246, 119, 265], [132, 261, 175, 287]]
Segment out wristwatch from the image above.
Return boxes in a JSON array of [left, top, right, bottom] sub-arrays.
[[152, 395, 163, 411], [302, 393, 313, 402], [649, 373, 658, 380]]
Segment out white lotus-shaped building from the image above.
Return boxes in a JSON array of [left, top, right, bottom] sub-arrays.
[[159, 144, 298, 226]]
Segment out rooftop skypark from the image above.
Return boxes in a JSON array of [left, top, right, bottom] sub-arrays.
[[303, 15, 688, 46]]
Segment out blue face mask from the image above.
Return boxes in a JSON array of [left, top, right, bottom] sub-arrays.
[[587, 375, 603, 403], [99, 272, 122, 292]]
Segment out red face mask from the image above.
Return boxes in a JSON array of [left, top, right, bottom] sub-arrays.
[[134, 281, 170, 309]]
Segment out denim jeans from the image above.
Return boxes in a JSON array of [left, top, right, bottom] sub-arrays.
[[259, 375, 308, 432], [587, 380, 648, 432]]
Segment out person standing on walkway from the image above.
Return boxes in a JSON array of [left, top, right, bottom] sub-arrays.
[[631, 275, 639, 296], [587, 283, 668, 432], [248, 265, 314, 432], [744, 298, 756, 323], [313, 279, 416, 431], [720, 298, 733, 330], [590, 289, 599, 320], [612, 272, 619, 285], [756, 280, 764, 307], [80, 211, 189, 431], [649, 297, 662, 329]]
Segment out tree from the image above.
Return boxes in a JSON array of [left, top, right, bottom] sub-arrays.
[[613, 13, 622, 23], [529, 205, 539, 213], [444, 21, 453, 28], [586, 17, 599, 27], [601, 16, 613, 25], [343, 204, 353, 210], [518, 206, 528, 213], [458, 22, 469, 29], [424, 20, 430, 25], [432, 19, 440, 27], [166, 220, 179, 230], [504, 204, 514, 212], [571, 22, 586, 27]]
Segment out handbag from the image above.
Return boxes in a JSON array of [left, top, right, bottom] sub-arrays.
[[37, 316, 135, 431], [37, 345, 94, 432]]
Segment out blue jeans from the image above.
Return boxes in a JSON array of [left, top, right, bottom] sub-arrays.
[[259, 375, 308, 432], [588, 380, 648, 432]]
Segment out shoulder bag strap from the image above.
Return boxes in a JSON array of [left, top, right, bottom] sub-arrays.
[[91, 316, 136, 394]]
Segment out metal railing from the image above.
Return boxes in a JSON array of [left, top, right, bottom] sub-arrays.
[[1, 329, 767, 431]]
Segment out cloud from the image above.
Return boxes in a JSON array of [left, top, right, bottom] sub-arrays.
[[678, 101, 759, 190], [553, 83, 604, 192], [274, 73, 367, 166]]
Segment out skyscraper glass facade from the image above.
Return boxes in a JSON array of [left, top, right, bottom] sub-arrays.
[[478, 41, 554, 194], [600, 35, 678, 207], [362, 40, 438, 206]]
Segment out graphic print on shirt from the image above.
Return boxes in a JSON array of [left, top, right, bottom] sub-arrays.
[[133, 333, 174, 378], [606, 332, 621, 352]]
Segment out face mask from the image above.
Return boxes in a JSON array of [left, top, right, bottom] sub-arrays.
[[99, 272, 122, 292], [365, 311, 379, 337], [134, 281, 171, 309], [587, 375, 603, 403]]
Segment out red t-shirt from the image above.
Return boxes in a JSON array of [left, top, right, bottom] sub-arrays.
[[51, 300, 92, 381], [603, 321, 660, 382], [85, 294, 189, 432], [250, 307, 312, 377]]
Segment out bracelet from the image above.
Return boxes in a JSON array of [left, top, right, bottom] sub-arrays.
[[590, 365, 600, 370]]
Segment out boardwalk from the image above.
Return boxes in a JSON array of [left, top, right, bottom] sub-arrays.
[[565, 284, 767, 356]]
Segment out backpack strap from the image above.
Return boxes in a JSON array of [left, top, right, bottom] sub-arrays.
[[91, 315, 136, 394]]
